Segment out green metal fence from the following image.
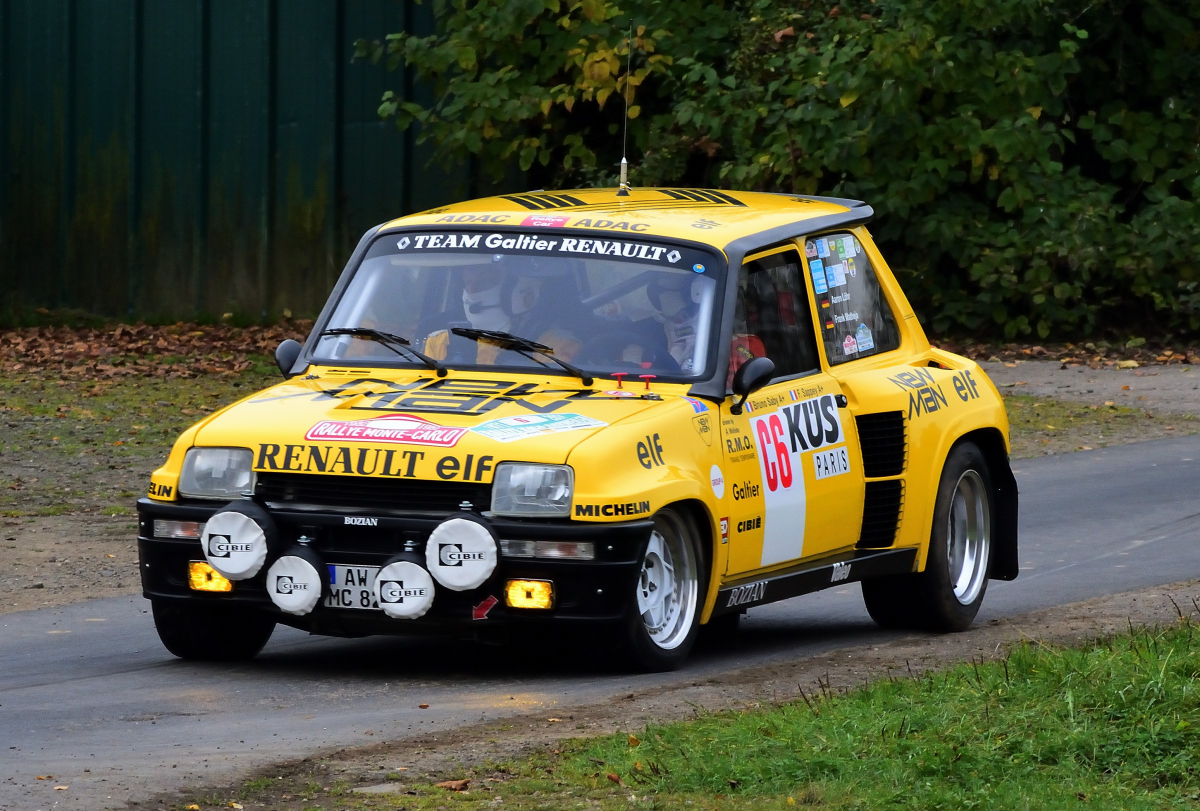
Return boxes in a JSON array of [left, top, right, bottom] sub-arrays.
[[0, 0, 477, 320]]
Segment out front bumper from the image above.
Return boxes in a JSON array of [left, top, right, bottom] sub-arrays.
[[137, 498, 653, 636]]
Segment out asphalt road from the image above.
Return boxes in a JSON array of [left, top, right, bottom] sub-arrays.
[[4, 435, 1200, 810]]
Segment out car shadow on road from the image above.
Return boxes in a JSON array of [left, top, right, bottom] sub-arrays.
[[212, 614, 889, 683]]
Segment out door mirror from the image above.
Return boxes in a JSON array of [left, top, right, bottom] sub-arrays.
[[274, 339, 303, 378], [730, 356, 775, 414]]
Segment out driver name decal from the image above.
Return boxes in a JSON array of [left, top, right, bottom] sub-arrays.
[[305, 414, 467, 447]]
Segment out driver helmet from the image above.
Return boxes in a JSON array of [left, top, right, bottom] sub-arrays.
[[647, 274, 706, 371], [461, 255, 543, 332]]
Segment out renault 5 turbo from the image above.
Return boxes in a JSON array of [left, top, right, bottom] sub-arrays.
[[138, 187, 1017, 671]]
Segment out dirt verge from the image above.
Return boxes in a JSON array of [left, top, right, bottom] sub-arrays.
[[144, 578, 1200, 809]]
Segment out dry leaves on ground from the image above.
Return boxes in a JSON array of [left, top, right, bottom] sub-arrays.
[[932, 339, 1200, 368], [0, 322, 311, 381]]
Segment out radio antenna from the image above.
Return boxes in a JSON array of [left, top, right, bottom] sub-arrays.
[[617, 22, 633, 197]]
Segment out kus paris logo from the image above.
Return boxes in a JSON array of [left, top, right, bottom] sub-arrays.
[[305, 414, 467, 447]]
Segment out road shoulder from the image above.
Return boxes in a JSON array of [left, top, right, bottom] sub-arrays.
[[149, 577, 1200, 809]]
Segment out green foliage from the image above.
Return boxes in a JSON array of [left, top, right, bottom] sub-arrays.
[[358, 0, 1200, 340]]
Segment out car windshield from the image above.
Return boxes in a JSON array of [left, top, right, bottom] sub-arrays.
[[313, 230, 724, 380]]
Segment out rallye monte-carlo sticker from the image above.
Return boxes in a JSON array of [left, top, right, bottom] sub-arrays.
[[306, 414, 467, 447], [749, 393, 846, 566]]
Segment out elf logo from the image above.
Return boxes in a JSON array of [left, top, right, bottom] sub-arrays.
[[207, 535, 252, 557], [439, 543, 486, 567], [636, 433, 665, 469]]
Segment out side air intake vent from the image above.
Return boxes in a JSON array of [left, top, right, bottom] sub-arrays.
[[856, 411, 907, 477], [858, 479, 904, 548]]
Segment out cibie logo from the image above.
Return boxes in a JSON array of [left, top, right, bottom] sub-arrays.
[[275, 575, 308, 595], [305, 414, 468, 447], [439, 543, 486, 567], [207, 534, 253, 558], [378, 580, 428, 604]]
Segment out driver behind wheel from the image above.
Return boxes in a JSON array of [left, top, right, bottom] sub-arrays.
[[424, 257, 582, 364], [648, 275, 705, 373]]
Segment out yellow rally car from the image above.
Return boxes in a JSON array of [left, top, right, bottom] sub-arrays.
[[138, 188, 1018, 671]]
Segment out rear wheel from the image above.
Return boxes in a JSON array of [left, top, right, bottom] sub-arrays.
[[151, 599, 276, 661], [619, 507, 705, 671], [862, 441, 993, 631]]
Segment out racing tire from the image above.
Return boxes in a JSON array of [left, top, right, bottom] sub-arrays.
[[151, 599, 276, 661], [862, 441, 993, 632], [618, 507, 705, 672]]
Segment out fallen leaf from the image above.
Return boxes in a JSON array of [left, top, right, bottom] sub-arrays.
[[54, 785, 68, 790], [1116, 360, 1139, 369], [773, 26, 794, 42], [418, 703, 430, 709], [1044, 424, 1056, 430], [229, 803, 244, 809], [607, 773, 623, 786], [435, 779, 470, 792], [186, 805, 200, 810], [628, 734, 641, 747], [36, 776, 52, 780], [1104, 400, 1114, 406], [1122, 385, 1130, 390], [547, 718, 562, 723]]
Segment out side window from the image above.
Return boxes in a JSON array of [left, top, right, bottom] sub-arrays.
[[728, 247, 819, 387], [805, 233, 900, 364]]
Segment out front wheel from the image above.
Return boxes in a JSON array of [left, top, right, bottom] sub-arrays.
[[862, 441, 993, 632], [619, 507, 705, 671], [152, 599, 276, 661]]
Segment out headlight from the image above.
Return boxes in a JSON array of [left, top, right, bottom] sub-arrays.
[[490, 463, 573, 518], [178, 447, 256, 500]]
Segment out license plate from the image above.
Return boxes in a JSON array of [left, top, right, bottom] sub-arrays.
[[323, 564, 380, 610]]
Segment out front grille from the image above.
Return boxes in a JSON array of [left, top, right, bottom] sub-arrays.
[[856, 411, 907, 477], [858, 479, 904, 548], [256, 473, 491, 513]]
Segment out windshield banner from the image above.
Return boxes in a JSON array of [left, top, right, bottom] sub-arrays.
[[374, 230, 716, 271]]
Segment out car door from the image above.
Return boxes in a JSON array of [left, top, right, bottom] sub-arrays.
[[722, 244, 866, 577]]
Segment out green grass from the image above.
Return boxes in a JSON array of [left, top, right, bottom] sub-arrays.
[[0, 366, 278, 513], [197, 622, 1200, 811]]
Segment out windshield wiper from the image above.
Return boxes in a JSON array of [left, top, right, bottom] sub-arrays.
[[450, 327, 594, 386], [321, 328, 447, 377]]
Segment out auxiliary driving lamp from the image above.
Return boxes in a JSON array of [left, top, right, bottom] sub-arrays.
[[188, 561, 233, 593], [504, 579, 553, 609]]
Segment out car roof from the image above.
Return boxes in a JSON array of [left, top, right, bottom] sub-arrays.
[[382, 188, 871, 252]]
